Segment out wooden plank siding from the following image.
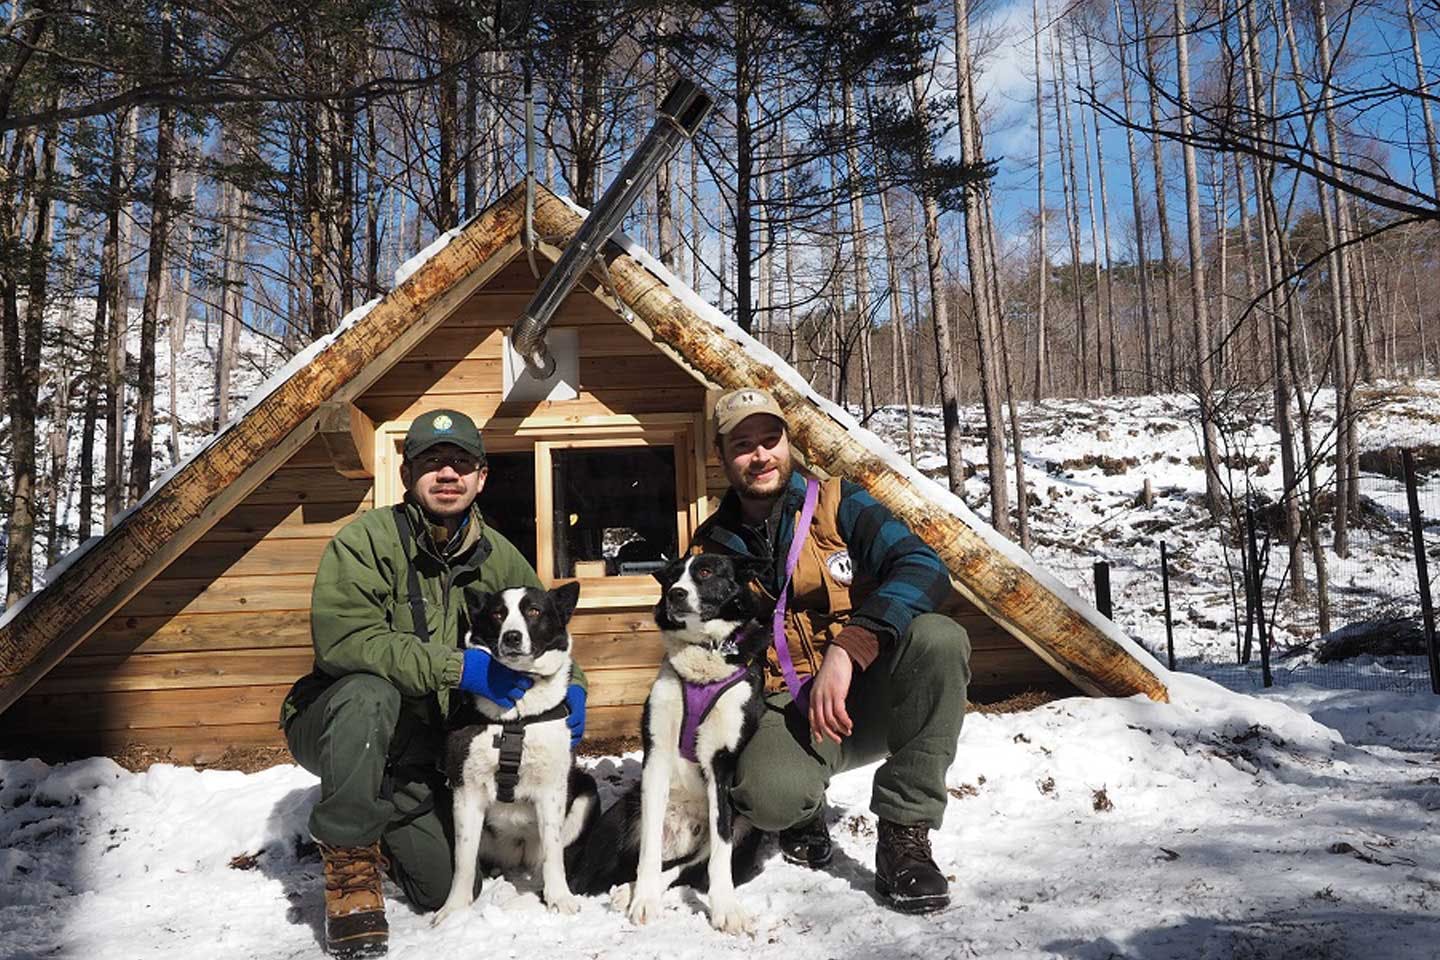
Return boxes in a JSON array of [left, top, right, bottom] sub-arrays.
[[0, 246, 1067, 764]]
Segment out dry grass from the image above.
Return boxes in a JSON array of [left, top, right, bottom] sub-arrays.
[[968, 689, 1060, 715]]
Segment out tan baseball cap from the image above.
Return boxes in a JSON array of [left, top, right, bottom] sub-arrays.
[[714, 387, 788, 437]]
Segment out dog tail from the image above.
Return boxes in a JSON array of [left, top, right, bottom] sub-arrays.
[[567, 785, 641, 895]]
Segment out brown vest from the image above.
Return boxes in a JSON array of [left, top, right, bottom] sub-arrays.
[[695, 476, 876, 694]]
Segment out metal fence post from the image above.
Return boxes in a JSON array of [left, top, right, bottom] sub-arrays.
[[1402, 449, 1440, 695], [1160, 542, 1176, 671], [1245, 503, 1273, 688], [1094, 560, 1112, 620]]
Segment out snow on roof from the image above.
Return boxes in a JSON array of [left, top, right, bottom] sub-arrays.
[[0, 296, 382, 634], [553, 194, 1171, 692]]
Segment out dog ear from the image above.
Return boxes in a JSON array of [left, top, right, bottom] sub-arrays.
[[549, 580, 582, 624], [466, 591, 492, 623], [730, 555, 767, 586], [652, 555, 688, 588]]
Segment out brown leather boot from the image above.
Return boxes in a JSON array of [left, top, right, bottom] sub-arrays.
[[875, 820, 949, 915], [318, 841, 389, 957]]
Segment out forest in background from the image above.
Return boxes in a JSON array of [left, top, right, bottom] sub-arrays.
[[3, 0, 1438, 633]]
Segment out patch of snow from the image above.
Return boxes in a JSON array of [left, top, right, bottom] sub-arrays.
[[394, 223, 467, 287], [3, 679, 1439, 957]]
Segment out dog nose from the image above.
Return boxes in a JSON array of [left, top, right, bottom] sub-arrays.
[[667, 586, 689, 604], [500, 630, 524, 651]]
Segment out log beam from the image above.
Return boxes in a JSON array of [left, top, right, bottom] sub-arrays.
[[530, 189, 1169, 703], [318, 401, 377, 479]]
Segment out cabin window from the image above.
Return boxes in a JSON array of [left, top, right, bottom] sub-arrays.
[[550, 446, 678, 578]]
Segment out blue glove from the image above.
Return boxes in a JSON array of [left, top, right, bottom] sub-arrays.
[[458, 648, 533, 709], [565, 684, 587, 748]]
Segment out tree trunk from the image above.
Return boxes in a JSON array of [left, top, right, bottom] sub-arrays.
[[105, 109, 137, 528], [3, 122, 55, 602], [1143, 19, 1182, 389], [128, 36, 178, 504], [1174, 0, 1225, 521], [1054, 29, 1090, 397], [1084, 31, 1120, 395], [1033, 0, 1050, 402], [169, 149, 196, 465], [879, 187, 918, 462], [1408, 0, 1440, 198], [909, 66, 965, 495], [1115, 0, 1156, 392], [733, 9, 754, 333], [655, 20, 677, 272], [1074, 33, 1107, 392], [843, 77, 874, 417], [954, 11, 1012, 534], [1238, 0, 1306, 601], [216, 173, 245, 429]]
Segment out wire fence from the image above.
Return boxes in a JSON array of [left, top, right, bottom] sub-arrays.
[[1177, 448, 1438, 695], [1092, 447, 1440, 697]]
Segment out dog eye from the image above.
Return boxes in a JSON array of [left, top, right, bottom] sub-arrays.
[[524, 607, 541, 619], [696, 567, 712, 579], [491, 610, 504, 622]]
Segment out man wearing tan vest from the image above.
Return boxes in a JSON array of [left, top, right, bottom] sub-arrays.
[[690, 388, 971, 915]]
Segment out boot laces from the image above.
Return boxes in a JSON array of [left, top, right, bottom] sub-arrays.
[[882, 821, 934, 864], [322, 844, 390, 897]]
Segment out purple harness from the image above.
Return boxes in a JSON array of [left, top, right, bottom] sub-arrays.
[[677, 478, 822, 762], [679, 665, 751, 763]]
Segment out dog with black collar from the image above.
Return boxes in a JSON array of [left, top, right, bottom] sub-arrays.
[[432, 582, 599, 924], [571, 553, 768, 934]]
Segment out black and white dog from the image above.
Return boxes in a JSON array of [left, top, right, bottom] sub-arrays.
[[572, 553, 768, 934], [432, 583, 599, 924]]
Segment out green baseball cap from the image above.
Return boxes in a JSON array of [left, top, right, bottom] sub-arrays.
[[404, 409, 486, 462]]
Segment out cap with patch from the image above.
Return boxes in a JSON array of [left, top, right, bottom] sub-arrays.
[[404, 409, 486, 462], [714, 388, 788, 437]]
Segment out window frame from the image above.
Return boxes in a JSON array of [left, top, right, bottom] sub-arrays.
[[374, 413, 708, 607]]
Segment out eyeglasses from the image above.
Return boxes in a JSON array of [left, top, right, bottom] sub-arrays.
[[413, 453, 483, 475]]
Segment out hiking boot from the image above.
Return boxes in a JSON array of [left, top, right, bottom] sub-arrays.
[[779, 810, 833, 868], [874, 820, 949, 914], [319, 841, 389, 957]]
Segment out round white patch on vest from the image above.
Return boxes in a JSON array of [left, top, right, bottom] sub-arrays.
[[825, 550, 854, 586]]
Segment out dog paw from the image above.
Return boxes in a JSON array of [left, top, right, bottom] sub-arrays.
[[608, 883, 632, 911], [708, 898, 753, 936], [430, 900, 467, 927], [546, 892, 581, 915], [626, 888, 663, 926]]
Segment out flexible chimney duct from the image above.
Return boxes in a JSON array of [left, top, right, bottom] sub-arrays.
[[511, 78, 713, 377]]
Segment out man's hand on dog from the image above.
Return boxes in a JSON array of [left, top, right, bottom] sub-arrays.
[[458, 647, 533, 708], [809, 646, 854, 744]]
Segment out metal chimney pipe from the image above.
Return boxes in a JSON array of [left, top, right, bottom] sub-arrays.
[[511, 78, 713, 377]]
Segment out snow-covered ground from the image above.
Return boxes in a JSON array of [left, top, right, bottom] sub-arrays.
[[3, 674, 1438, 958]]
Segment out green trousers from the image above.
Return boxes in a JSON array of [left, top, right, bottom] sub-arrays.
[[284, 673, 456, 911], [730, 613, 971, 832]]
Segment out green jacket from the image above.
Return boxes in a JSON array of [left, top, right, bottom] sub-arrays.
[[280, 497, 584, 728]]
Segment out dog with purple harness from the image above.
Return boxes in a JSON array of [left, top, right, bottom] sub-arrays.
[[570, 552, 769, 933]]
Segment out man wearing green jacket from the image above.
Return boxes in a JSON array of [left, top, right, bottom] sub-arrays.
[[280, 409, 587, 958]]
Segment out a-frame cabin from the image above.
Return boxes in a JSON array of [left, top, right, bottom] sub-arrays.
[[0, 183, 1167, 763]]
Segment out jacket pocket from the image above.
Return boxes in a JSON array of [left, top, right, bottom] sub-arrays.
[[389, 594, 446, 644]]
